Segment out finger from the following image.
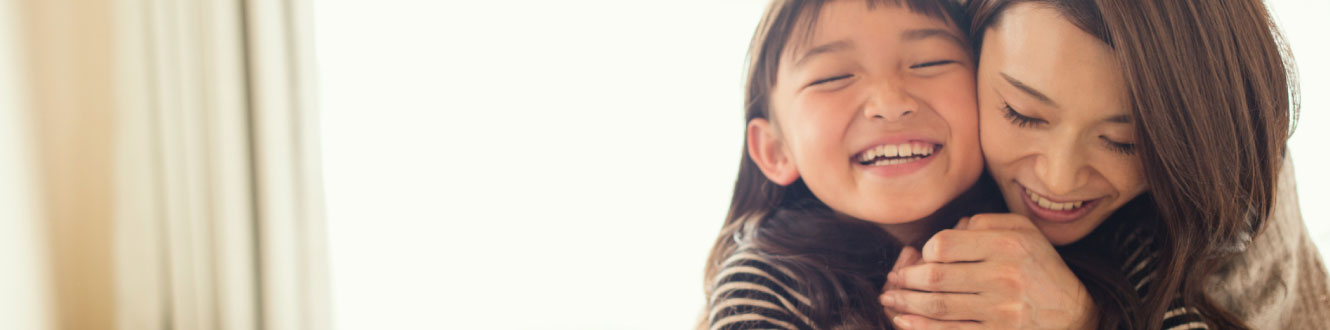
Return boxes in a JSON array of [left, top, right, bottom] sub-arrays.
[[884, 247, 922, 292], [896, 247, 922, 269], [880, 289, 988, 322], [921, 229, 1027, 263], [892, 314, 984, 330], [887, 262, 986, 293], [964, 213, 1039, 231], [954, 216, 971, 230]]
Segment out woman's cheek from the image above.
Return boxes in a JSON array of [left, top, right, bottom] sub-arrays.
[[979, 113, 1023, 165]]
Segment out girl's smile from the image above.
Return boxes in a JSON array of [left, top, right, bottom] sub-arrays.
[[852, 139, 942, 177]]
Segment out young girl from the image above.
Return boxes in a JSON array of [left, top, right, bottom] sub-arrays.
[[701, 0, 994, 328]]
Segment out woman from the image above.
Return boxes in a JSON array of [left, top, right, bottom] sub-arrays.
[[880, 0, 1330, 329]]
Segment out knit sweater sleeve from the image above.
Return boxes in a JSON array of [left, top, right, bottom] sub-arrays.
[[1204, 156, 1330, 329]]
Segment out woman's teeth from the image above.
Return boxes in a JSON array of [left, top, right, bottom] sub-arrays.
[[1026, 189, 1086, 211], [858, 142, 936, 166]]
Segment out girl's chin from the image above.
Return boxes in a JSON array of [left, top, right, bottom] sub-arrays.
[[850, 206, 939, 225]]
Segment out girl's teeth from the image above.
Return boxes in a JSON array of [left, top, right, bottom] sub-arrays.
[[859, 142, 936, 163]]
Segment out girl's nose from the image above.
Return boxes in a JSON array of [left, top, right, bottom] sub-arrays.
[[863, 82, 917, 121]]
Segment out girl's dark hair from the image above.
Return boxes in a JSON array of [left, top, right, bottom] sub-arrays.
[[701, 0, 973, 328], [969, 0, 1298, 329]]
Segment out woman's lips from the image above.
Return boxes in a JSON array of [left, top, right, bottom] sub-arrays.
[[1019, 186, 1100, 223]]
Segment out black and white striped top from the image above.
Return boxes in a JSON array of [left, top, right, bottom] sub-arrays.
[[708, 229, 1210, 330], [1118, 228, 1210, 330]]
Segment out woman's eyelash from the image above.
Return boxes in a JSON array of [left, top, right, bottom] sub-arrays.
[[808, 74, 853, 87], [1102, 137, 1137, 155], [909, 60, 956, 69], [1001, 103, 1046, 128]]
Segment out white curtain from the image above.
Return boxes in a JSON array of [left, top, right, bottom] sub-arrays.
[[0, 0, 52, 329], [6, 0, 329, 329], [112, 0, 328, 330]]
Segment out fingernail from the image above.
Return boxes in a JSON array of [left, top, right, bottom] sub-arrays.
[[887, 271, 899, 285], [893, 315, 911, 329]]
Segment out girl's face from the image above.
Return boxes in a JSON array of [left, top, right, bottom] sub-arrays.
[[977, 4, 1147, 245], [757, 2, 982, 224]]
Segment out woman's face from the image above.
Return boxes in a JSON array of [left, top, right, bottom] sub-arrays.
[[761, 1, 983, 224], [977, 3, 1147, 245]]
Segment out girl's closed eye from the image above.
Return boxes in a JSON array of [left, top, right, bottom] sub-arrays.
[[909, 59, 959, 77], [909, 59, 956, 69], [1001, 103, 1046, 128], [805, 73, 855, 90]]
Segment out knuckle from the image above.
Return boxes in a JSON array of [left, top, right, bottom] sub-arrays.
[[925, 297, 949, 317], [925, 265, 946, 286], [928, 231, 956, 257], [994, 266, 1025, 291], [994, 236, 1024, 254], [969, 213, 996, 226], [998, 303, 1025, 320]]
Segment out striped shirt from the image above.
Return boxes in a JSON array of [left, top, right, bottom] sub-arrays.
[[708, 230, 1211, 330], [1118, 228, 1210, 330]]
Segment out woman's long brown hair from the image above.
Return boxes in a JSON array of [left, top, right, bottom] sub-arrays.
[[968, 0, 1298, 329], [700, 0, 973, 328]]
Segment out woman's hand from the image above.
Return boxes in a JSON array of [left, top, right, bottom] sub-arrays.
[[879, 213, 1097, 330]]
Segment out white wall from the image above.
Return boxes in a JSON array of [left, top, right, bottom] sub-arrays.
[[315, 1, 766, 329], [0, 0, 52, 329], [314, 1, 1330, 329], [1268, 0, 1330, 258]]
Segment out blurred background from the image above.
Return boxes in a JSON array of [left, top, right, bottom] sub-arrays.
[[1, 0, 1326, 330]]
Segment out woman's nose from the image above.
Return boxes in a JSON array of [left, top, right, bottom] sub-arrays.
[[1033, 139, 1089, 195]]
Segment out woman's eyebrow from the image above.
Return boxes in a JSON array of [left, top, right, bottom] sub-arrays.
[[1000, 72, 1059, 108], [794, 39, 852, 68], [901, 28, 965, 50]]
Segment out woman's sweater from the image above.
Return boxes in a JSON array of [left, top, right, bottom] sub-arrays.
[[1204, 156, 1330, 329]]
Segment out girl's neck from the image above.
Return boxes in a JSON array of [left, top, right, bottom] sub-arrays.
[[875, 214, 956, 248], [871, 179, 998, 247]]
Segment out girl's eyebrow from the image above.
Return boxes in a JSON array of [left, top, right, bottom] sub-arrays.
[[901, 28, 965, 49], [794, 39, 852, 68]]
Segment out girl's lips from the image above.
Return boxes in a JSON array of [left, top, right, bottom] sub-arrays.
[[1019, 186, 1101, 223]]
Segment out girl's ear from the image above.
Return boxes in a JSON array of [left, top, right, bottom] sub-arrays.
[[747, 118, 800, 186]]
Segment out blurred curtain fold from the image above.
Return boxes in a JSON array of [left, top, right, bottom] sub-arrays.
[[8, 0, 328, 329]]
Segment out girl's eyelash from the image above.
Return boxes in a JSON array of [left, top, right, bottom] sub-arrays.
[[909, 60, 956, 69], [1102, 137, 1137, 155], [1001, 103, 1046, 128], [808, 74, 853, 87]]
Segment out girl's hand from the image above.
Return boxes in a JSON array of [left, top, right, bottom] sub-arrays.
[[878, 213, 1097, 330]]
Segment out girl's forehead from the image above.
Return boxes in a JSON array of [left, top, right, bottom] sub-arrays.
[[788, 2, 958, 50], [783, 2, 961, 58]]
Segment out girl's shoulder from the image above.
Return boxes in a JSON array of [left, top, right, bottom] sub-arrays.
[[707, 249, 816, 330], [1115, 227, 1209, 329]]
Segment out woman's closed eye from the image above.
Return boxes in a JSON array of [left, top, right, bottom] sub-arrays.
[[1001, 103, 1046, 128], [1100, 136, 1136, 155]]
